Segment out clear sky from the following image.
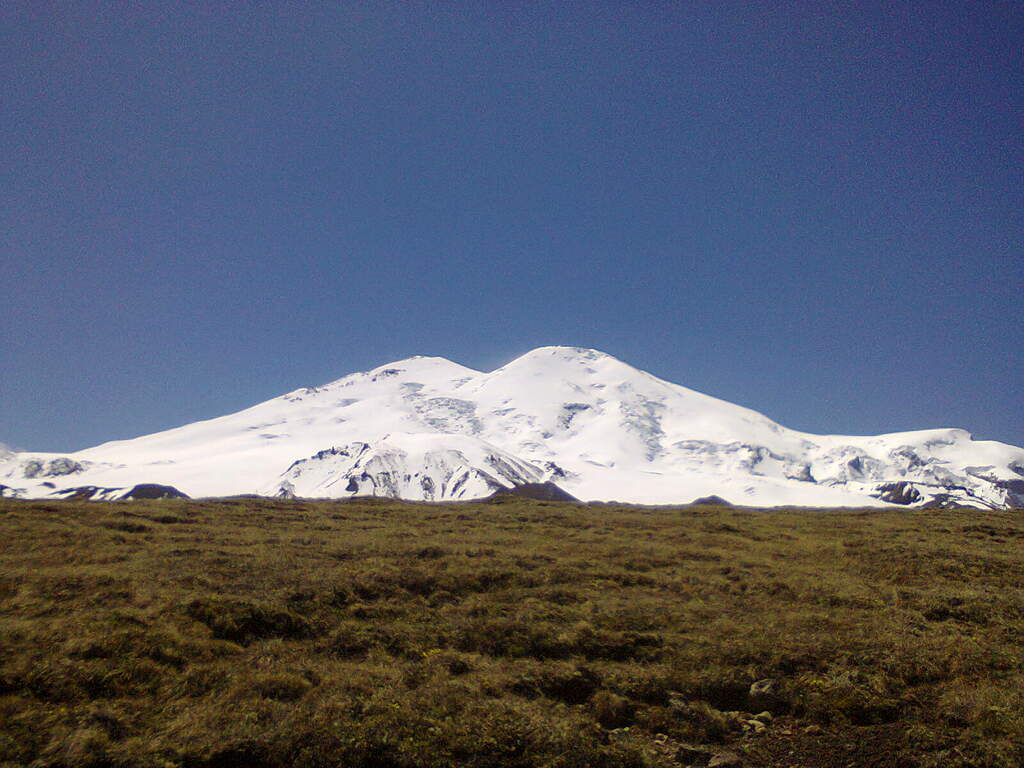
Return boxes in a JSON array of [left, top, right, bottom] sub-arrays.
[[2, 2, 1021, 453]]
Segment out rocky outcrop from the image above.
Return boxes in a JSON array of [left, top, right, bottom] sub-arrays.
[[996, 479, 1024, 508], [49, 483, 188, 501], [21, 457, 85, 479], [874, 481, 922, 505], [52, 486, 122, 501], [122, 484, 189, 499], [690, 495, 733, 507], [267, 434, 545, 501], [488, 482, 578, 502]]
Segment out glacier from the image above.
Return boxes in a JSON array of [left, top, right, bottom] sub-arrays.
[[2, 346, 1022, 508]]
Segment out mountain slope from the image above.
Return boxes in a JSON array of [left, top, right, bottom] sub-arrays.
[[2, 347, 1022, 508]]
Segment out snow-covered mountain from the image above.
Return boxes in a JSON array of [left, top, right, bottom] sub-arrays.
[[3, 347, 1023, 508]]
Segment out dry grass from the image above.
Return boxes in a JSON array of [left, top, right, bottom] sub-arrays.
[[0, 496, 1022, 767]]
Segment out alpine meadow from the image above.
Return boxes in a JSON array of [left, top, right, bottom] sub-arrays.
[[2, 496, 1023, 768]]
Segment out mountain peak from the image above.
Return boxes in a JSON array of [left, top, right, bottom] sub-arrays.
[[519, 346, 613, 360], [323, 355, 481, 388], [369, 354, 466, 372], [498, 346, 627, 372], [4, 347, 1022, 509]]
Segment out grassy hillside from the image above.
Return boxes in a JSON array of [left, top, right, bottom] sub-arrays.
[[1, 497, 1022, 767]]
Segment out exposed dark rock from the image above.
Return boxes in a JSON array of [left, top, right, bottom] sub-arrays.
[[875, 481, 922, 505], [690, 495, 733, 507], [46, 458, 84, 476], [53, 486, 118, 501], [22, 460, 43, 479], [920, 494, 976, 510], [541, 460, 569, 479], [483, 453, 536, 487], [122, 484, 189, 500], [53, 484, 189, 501], [285, 443, 367, 473], [996, 479, 1024, 507], [420, 476, 435, 497], [889, 445, 927, 471], [488, 482, 578, 502], [558, 402, 591, 429], [22, 458, 84, 479]]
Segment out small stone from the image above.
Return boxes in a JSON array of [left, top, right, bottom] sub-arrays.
[[803, 724, 822, 734], [708, 750, 743, 767], [748, 678, 784, 713]]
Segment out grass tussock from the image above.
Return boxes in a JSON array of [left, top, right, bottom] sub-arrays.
[[0, 497, 1022, 767]]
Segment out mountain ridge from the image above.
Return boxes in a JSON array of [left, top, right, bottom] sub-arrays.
[[3, 346, 1022, 508]]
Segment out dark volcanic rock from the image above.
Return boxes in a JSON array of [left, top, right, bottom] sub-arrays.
[[54, 484, 189, 501], [875, 481, 922, 505], [488, 482, 578, 502], [690, 495, 733, 507], [122, 484, 190, 500], [54, 486, 117, 501]]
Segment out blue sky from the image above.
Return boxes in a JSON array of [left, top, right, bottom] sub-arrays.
[[2, 1, 1021, 452]]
